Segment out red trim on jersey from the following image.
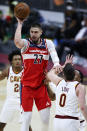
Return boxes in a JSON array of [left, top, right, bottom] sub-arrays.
[[55, 115, 79, 120], [80, 120, 85, 123], [57, 79, 62, 86], [44, 39, 47, 49], [75, 82, 80, 90], [44, 39, 50, 54]]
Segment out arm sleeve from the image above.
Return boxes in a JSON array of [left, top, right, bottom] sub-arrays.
[[46, 39, 60, 66], [21, 39, 29, 53]]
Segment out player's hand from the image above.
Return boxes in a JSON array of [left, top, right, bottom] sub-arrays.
[[16, 17, 24, 24], [53, 65, 63, 74], [65, 54, 73, 65]]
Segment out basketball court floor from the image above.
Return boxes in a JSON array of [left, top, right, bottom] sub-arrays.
[[0, 79, 87, 131]]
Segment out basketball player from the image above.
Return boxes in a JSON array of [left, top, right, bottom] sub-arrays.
[[46, 63, 87, 131], [46, 54, 73, 101], [74, 70, 86, 131], [14, 17, 61, 131], [0, 50, 32, 131]]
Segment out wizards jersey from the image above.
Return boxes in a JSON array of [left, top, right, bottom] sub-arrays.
[[21, 39, 50, 88]]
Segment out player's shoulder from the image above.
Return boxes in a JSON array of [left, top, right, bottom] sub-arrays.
[[57, 79, 64, 86], [21, 39, 29, 53], [45, 39, 53, 43], [45, 39, 54, 49], [76, 82, 85, 92], [22, 39, 29, 45]]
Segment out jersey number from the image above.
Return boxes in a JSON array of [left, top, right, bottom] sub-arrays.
[[14, 84, 19, 92], [34, 54, 43, 64], [59, 93, 66, 107]]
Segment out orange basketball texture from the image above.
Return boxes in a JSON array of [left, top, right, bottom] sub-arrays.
[[14, 2, 30, 20]]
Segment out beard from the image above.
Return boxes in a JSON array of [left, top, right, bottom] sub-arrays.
[[31, 37, 40, 44], [32, 40, 38, 44]]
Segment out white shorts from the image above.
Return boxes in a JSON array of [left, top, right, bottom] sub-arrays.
[[53, 118, 80, 131], [79, 120, 86, 131], [0, 98, 21, 123]]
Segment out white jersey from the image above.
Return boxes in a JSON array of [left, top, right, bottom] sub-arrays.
[[55, 79, 80, 118], [6, 67, 22, 99]]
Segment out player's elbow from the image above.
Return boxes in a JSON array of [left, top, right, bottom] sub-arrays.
[[46, 73, 51, 82], [14, 39, 22, 49], [80, 105, 85, 112]]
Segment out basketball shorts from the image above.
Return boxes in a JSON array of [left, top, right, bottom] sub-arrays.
[[79, 120, 86, 131], [53, 118, 80, 131], [0, 98, 21, 123], [21, 84, 51, 111]]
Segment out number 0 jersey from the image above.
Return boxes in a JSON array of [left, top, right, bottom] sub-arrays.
[[7, 67, 22, 99], [55, 79, 80, 118], [21, 38, 59, 88]]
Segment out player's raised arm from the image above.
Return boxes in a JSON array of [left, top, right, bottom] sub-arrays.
[[14, 18, 25, 49], [0, 68, 9, 81], [46, 39, 59, 65], [76, 84, 87, 121], [46, 39, 63, 73], [14, 2, 30, 49], [46, 67, 62, 86]]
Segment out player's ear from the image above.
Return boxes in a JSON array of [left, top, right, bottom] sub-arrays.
[[40, 30, 42, 35]]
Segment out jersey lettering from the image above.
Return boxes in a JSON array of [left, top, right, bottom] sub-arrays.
[[34, 54, 43, 64], [59, 93, 66, 107], [14, 83, 19, 92]]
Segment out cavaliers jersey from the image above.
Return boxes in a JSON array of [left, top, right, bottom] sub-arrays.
[[21, 38, 59, 88], [7, 67, 22, 99], [55, 79, 80, 118]]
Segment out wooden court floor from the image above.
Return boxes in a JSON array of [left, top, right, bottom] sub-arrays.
[[0, 79, 87, 131]]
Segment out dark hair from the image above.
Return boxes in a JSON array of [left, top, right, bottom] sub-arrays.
[[77, 70, 83, 83], [30, 23, 42, 30], [63, 63, 75, 81], [8, 50, 22, 63]]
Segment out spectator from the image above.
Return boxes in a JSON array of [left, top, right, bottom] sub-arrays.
[[55, 0, 82, 48], [57, 14, 87, 61], [61, 0, 82, 39], [0, 10, 7, 41]]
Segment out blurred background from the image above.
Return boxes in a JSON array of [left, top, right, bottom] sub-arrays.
[[0, 0, 87, 82]]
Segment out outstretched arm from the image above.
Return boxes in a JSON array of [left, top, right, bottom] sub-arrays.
[[46, 67, 62, 86], [0, 68, 9, 81], [46, 39, 62, 72], [14, 18, 25, 49]]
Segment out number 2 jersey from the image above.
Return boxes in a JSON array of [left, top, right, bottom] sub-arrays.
[[21, 38, 59, 88], [7, 66, 22, 99], [55, 79, 80, 118]]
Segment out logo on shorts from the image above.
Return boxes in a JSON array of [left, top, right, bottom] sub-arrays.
[[46, 102, 50, 106]]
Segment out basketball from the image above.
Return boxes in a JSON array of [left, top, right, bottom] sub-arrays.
[[14, 2, 30, 20]]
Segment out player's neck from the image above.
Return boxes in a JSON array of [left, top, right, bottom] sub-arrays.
[[12, 67, 22, 74], [37, 38, 41, 45], [30, 38, 42, 45]]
